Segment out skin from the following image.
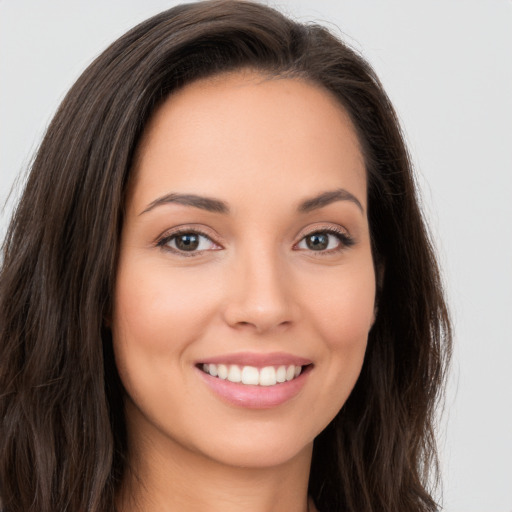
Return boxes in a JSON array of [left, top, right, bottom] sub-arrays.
[[112, 71, 376, 512]]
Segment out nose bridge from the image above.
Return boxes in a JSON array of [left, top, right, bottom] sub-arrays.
[[223, 241, 296, 332]]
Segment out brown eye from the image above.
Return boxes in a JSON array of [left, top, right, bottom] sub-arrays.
[[158, 231, 219, 254], [175, 233, 200, 251], [305, 233, 329, 250], [296, 229, 354, 253]]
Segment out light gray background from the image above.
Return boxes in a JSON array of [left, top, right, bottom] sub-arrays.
[[1, 1, 511, 511]]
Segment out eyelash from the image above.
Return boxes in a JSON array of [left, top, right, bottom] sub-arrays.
[[156, 226, 354, 257], [156, 228, 219, 257], [295, 227, 355, 256]]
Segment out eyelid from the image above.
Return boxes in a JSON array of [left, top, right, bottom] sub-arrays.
[[153, 222, 354, 256], [155, 225, 224, 255], [293, 223, 355, 253], [294, 223, 351, 241]]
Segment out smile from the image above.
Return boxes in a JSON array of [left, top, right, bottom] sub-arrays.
[[196, 353, 313, 408], [201, 363, 303, 386]]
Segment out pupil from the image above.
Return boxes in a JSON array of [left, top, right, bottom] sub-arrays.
[[306, 233, 328, 250], [176, 234, 199, 251]]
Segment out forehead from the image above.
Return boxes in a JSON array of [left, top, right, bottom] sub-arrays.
[[130, 71, 367, 212]]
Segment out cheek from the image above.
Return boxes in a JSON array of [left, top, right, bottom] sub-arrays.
[[306, 261, 376, 349], [300, 258, 375, 416], [113, 260, 219, 352], [110, 259, 224, 409], [110, 258, 224, 417]]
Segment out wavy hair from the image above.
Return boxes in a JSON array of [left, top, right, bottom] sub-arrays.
[[0, 1, 451, 511]]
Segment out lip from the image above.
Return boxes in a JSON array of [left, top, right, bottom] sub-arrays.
[[197, 351, 313, 368], [196, 355, 313, 409]]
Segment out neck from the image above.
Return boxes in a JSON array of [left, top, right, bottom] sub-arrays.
[[118, 415, 315, 512]]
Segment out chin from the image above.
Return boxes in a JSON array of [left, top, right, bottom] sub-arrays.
[[196, 434, 315, 470]]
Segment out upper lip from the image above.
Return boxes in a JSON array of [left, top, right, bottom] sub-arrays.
[[197, 352, 313, 368]]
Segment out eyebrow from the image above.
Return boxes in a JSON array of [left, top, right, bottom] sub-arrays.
[[298, 188, 364, 214], [139, 188, 364, 216], [140, 193, 230, 215]]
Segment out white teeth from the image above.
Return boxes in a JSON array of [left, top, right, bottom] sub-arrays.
[[202, 363, 305, 386], [285, 365, 295, 381], [259, 366, 276, 386], [241, 366, 259, 385], [276, 365, 286, 383], [227, 365, 242, 383], [217, 364, 228, 380]]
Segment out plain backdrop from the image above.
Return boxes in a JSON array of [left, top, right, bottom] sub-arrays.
[[1, 1, 511, 511]]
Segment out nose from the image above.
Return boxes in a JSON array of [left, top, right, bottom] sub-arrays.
[[222, 248, 298, 334]]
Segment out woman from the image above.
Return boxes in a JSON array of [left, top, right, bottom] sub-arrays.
[[0, 1, 451, 511]]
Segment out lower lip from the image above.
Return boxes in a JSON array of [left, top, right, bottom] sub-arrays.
[[197, 366, 311, 409]]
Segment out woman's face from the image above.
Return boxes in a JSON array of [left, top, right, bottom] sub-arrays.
[[112, 71, 376, 469]]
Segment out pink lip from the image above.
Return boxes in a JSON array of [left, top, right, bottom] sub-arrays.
[[197, 362, 313, 410], [198, 351, 312, 368]]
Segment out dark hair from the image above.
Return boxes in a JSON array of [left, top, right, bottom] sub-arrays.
[[0, 1, 451, 511]]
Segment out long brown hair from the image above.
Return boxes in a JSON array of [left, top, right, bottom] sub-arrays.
[[0, 1, 451, 511]]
